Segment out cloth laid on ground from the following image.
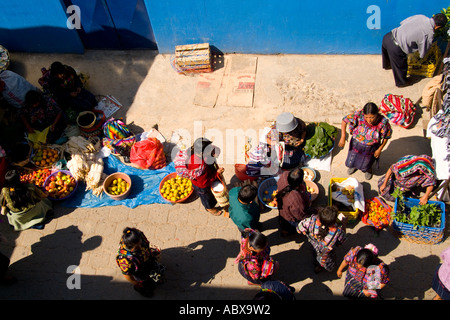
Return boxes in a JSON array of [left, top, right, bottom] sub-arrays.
[[61, 155, 175, 209]]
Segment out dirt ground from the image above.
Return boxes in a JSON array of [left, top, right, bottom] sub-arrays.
[[0, 50, 449, 302]]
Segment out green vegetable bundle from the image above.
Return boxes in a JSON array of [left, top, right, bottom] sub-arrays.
[[304, 122, 337, 158], [393, 188, 442, 229]]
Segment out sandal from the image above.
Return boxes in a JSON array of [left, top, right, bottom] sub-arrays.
[[206, 209, 223, 216]]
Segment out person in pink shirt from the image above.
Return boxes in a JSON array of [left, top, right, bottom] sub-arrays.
[[432, 246, 450, 300]]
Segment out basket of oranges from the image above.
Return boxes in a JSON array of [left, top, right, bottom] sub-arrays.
[[159, 173, 194, 203], [31, 146, 61, 168]]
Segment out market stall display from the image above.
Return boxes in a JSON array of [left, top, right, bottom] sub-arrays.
[[258, 177, 279, 209], [31, 146, 60, 168], [304, 122, 337, 159], [361, 197, 392, 230], [302, 167, 316, 181], [305, 180, 319, 201], [391, 195, 445, 244], [103, 172, 132, 201], [159, 172, 193, 203], [43, 170, 78, 200]]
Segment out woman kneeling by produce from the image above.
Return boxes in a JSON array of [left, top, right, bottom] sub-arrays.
[[339, 102, 392, 180], [378, 154, 436, 205], [0, 170, 54, 231]]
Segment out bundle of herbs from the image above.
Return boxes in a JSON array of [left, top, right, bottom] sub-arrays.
[[304, 122, 337, 158], [392, 188, 442, 229]]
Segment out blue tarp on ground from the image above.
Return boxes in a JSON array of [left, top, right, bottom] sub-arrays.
[[61, 155, 175, 208]]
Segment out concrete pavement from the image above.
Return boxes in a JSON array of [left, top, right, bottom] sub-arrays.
[[0, 49, 449, 300]]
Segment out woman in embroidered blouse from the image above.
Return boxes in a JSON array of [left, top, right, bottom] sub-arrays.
[[337, 244, 390, 299], [378, 154, 436, 205], [235, 228, 279, 285], [116, 227, 165, 297], [297, 206, 347, 273], [339, 102, 392, 180]]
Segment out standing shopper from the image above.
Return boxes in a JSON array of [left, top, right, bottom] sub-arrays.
[[381, 13, 447, 87], [174, 137, 225, 215], [116, 227, 166, 298], [432, 246, 450, 300], [235, 229, 279, 285], [339, 102, 392, 180]]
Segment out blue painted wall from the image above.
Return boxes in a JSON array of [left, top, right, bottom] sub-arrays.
[[144, 0, 449, 54], [0, 0, 448, 54], [0, 0, 84, 53]]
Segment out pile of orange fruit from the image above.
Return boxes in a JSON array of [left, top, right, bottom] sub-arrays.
[[32, 147, 59, 167]]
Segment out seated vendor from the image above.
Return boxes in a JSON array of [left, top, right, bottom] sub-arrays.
[[45, 61, 97, 112], [267, 112, 307, 169], [378, 154, 436, 205], [20, 90, 66, 144]]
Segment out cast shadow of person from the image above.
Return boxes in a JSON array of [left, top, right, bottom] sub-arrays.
[[159, 238, 242, 298], [0, 225, 111, 299], [381, 253, 441, 300], [375, 135, 432, 177]]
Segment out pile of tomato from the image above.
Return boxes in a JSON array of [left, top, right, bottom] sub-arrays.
[[363, 197, 392, 230], [19, 168, 52, 188]]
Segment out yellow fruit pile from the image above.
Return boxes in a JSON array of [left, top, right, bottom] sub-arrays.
[[32, 147, 59, 167], [262, 190, 277, 207], [160, 176, 193, 202], [106, 177, 130, 196]]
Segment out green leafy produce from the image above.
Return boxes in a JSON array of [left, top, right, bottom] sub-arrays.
[[392, 188, 442, 229], [304, 122, 337, 158]]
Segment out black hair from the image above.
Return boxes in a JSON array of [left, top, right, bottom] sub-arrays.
[[4, 170, 39, 209], [276, 167, 304, 210], [317, 206, 338, 239], [242, 229, 267, 251], [121, 227, 142, 249], [433, 13, 448, 28], [238, 185, 257, 204], [24, 90, 42, 106], [362, 102, 379, 115], [190, 137, 218, 165], [50, 61, 65, 76], [356, 248, 375, 268]]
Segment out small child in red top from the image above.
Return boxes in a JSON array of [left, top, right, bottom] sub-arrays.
[[174, 137, 225, 215]]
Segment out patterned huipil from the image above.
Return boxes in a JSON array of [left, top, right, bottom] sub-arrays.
[[234, 229, 277, 281], [343, 246, 390, 293], [116, 231, 160, 279], [297, 214, 347, 271], [343, 110, 392, 146]]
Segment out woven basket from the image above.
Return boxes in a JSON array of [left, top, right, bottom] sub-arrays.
[[211, 175, 229, 207]]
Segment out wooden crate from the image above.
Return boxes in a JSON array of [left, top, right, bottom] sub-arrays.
[[175, 43, 212, 73]]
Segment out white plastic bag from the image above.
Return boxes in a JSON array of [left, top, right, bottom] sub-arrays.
[[331, 177, 364, 212]]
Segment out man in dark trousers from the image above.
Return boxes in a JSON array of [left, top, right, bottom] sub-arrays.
[[382, 13, 447, 87]]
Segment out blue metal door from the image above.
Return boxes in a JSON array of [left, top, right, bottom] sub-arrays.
[[63, 0, 157, 50]]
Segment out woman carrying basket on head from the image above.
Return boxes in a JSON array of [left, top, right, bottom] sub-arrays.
[[174, 137, 225, 216]]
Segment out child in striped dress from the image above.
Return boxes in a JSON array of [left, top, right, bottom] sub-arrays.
[[297, 206, 347, 273]]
